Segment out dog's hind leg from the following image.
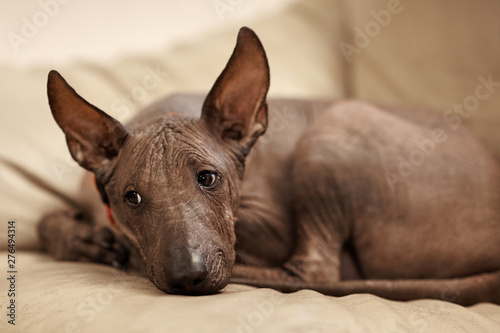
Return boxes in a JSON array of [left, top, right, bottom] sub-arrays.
[[38, 210, 129, 268], [276, 134, 357, 283]]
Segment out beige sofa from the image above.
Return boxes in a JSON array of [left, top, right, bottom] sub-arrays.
[[1, 1, 500, 332]]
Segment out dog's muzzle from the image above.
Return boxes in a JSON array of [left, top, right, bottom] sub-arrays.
[[152, 246, 231, 295]]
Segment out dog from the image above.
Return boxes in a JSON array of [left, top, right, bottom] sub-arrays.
[[38, 27, 500, 305]]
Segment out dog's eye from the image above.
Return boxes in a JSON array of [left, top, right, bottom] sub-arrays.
[[197, 171, 218, 188], [125, 191, 141, 205]]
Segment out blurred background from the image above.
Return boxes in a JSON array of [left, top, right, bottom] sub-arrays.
[[0, 0, 291, 67], [1, 0, 500, 248]]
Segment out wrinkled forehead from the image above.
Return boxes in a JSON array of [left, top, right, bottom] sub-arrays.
[[114, 117, 224, 183]]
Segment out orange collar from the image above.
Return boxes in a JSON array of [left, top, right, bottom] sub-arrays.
[[104, 203, 117, 228], [93, 175, 117, 228]]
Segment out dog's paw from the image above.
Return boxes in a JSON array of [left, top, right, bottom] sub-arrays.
[[38, 210, 128, 268]]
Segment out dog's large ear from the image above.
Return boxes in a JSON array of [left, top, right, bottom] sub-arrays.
[[47, 70, 128, 174], [201, 27, 270, 155]]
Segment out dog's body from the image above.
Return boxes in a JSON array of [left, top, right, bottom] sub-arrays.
[[39, 28, 500, 305]]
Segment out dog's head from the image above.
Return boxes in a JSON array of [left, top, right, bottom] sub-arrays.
[[46, 27, 269, 295]]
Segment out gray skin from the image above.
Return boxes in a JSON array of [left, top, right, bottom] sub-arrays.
[[39, 27, 500, 305]]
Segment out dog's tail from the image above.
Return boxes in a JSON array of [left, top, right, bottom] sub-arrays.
[[232, 270, 500, 306]]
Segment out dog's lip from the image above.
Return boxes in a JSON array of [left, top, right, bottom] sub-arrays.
[[204, 249, 232, 292]]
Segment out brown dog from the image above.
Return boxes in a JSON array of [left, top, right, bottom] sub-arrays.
[[38, 27, 500, 305]]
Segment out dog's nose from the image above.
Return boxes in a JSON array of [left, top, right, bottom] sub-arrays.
[[168, 267, 208, 294], [167, 249, 210, 295]]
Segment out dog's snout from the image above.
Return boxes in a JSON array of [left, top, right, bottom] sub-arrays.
[[169, 265, 209, 294], [167, 248, 212, 295], [151, 241, 233, 296]]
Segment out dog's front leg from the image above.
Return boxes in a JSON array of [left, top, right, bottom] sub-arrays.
[[38, 210, 129, 269], [232, 196, 346, 287]]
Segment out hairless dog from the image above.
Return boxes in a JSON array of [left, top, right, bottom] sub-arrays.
[[39, 27, 500, 305]]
